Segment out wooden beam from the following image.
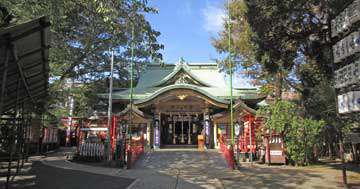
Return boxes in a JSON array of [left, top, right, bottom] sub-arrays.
[[39, 19, 49, 97], [18, 45, 50, 60], [7, 21, 51, 42], [9, 42, 35, 104], [0, 46, 10, 114]]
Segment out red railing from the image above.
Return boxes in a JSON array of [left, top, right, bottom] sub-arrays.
[[219, 136, 235, 170], [126, 137, 144, 168]]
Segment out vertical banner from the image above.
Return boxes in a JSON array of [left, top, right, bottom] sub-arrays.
[[205, 119, 210, 146], [154, 119, 160, 149]]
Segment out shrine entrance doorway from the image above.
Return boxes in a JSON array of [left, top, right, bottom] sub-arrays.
[[160, 113, 204, 146], [135, 88, 229, 149]]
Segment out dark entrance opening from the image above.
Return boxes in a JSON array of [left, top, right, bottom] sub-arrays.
[[160, 114, 203, 147]]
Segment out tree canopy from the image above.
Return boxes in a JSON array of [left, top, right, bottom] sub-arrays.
[[213, 0, 354, 163], [1, 0, 163, 81], [0, 0, 163, 117]]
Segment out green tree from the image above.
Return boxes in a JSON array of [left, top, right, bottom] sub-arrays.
[[258, 101, 325, 165], [213, 0, 347, 103], [213, 0, 352, 159], [1, 0, 163, 118]]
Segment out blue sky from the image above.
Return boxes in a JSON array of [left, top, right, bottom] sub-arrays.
[[145, 0, 254, 88], [146, 0, 226, 63]]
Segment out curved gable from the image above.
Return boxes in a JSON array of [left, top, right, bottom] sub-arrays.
[[134, 84, 229, 108], [153, 67, 211, 87], [152, 61, 213, 87]]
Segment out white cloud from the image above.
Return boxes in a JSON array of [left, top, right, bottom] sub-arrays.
[[223, 73, 256, 88], [234, 76, 255, 88], [202, 3, 226, 34]]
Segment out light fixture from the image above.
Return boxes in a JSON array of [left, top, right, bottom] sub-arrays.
[[177, 94, 188, 100]]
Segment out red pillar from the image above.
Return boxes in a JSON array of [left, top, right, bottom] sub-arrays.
[[110, 115, 117, 158], [248, 115, 255, 153]]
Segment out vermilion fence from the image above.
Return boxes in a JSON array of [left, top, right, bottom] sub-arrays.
[[219, 136, 235, 169], [126, 137, 145, 168]]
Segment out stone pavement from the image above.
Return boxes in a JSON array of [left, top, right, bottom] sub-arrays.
[[121, 149, 360, 189], [118, 149, 229, 189], [5, 147, 359, 189], [0, 149, 134, 189]]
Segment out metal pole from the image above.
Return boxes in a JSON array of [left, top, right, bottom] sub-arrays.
[[227, 0, 234, 145], [106, 50, 114, 161], [129, 24, 135, 146], [249, 116, 253, 164]]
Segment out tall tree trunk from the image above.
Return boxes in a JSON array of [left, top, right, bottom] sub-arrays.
[[351, 144, 358, 162], [274, 72, 283, 101], [328, 142, 332, 159], [304, 127, 308, 165], [267, 71, 283, 166], [313, 144, 318, 162]]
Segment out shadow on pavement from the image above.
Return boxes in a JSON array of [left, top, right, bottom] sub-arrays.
[[3, 161, 134, 189]]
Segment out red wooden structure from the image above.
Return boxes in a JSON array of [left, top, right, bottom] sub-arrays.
[[76, 114, 146, 167], [237, 114, 257, 155], [219, 135, 235, 169]]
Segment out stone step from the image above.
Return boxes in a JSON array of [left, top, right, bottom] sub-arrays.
[[161, 145, 197, 149]]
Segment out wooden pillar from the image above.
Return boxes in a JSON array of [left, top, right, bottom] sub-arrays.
[[188, 114, 191, 144], [181, 114, 185, 144], [170, 115, 176, 144], [159, 112, 162, 148]]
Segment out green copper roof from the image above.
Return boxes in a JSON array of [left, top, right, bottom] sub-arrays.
[[133, 84, 229, 105], [99, 62, 263, 105]]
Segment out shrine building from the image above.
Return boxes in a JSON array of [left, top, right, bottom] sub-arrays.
[[104, 59, 268, 151]]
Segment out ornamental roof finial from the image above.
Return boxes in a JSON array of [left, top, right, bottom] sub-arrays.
[[175, 57, 189, 70], [180, 57, 185, 64], [177, 57, 186, 65]]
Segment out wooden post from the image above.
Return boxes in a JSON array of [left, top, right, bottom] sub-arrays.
[[159, 112, 162, 147], [0, 47, 9, 115], [181, 114, 184, 144], [249, 115, 253, 164], [339, 137, 348, 189], [172, 114, 176, 144], [188, 114, 191, 144]]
